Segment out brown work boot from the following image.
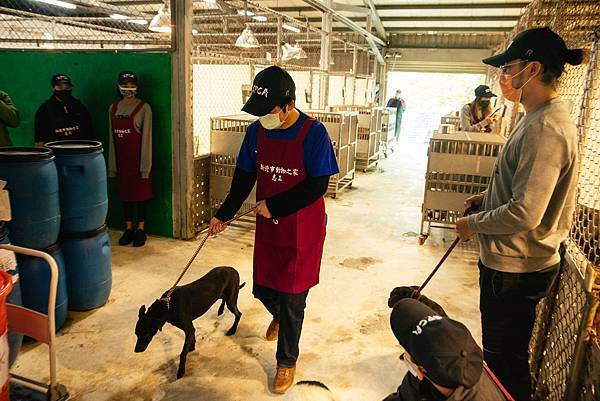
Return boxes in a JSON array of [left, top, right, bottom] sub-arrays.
[[266, 319, 279, 341], [273, 366, 295, 394]]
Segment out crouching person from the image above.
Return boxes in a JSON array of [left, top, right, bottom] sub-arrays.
[[384, 299, 512, 401]]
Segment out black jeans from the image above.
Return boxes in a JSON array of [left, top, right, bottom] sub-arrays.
[[123, 201, 147, 223], [253, 283, 309, 368], [479, 261, 559, 401]]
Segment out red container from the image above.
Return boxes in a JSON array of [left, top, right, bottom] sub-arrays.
[[0, 271, 13, 401]]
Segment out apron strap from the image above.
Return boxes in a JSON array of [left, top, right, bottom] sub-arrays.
[[110, 102, 118, 117], [297, 117, 316, 142], [130, 100, 146, 119], [483, 362, 515, 401]]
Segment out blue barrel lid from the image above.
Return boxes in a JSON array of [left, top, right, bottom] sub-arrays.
[[61, 224, 108, 240], [45, 140, 103, 155], [0, 147, 54, 162]]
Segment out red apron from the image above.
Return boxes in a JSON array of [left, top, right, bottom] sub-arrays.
[[253, 117, 327, 294], [110, 101, 154, 202]]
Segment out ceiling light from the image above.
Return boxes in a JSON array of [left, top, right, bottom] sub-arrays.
[[281, 42, 306, 62], [128, 19, 148, 25], [253, 15, 267, 22], [192, 28, 199, 35], [235, 25, 260, 48], [34, 0, 76, 9], [282, 23, 300, 33], [149, 3, 171, 33], [237, 9, 255, 16], [202, 0, 217, 3], [110, 14, 129, 20]]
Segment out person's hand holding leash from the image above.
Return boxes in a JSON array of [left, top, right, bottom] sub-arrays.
[[256, 200, 273, 219], [209, 217, 227, 236], [456, 197, 482, 241], [464, 193, 484, 212]]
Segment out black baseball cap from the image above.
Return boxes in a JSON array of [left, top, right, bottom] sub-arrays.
[[483, 27, 583, 69], [118, 71, 138, 85], [242, 66, 296, 117], [51, 74, 72, 86], [391, 299, 483, 389], [475, 85, 496, 98]]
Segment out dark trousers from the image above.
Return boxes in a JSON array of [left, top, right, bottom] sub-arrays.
[[123, 201, 147, 223], [253, 283, 309, 368], [479, 260, 559, 401]]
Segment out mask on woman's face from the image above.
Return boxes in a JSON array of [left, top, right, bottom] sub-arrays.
[[54, 89, 72, 100], [479, 100, 490, 108], [119, 86, 137, 98]]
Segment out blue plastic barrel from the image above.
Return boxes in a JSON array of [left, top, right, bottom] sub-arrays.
[[0, 147, 60, 249], [62, 225, 112, 311], [16, 241, 69, 331], [0, 222, 23, 366], [45, 141, 108, 234]]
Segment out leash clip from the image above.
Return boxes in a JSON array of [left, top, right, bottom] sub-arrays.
[[272, 219, 279, 225]]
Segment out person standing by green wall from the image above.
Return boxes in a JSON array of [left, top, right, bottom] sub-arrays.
[[34, 74, 95, 146], [0, 90, 19, 146]]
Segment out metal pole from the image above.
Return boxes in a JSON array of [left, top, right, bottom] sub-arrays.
[[319, 0, 333, 109], [277, 17, 283, 64], [171, 0, 194, 239]]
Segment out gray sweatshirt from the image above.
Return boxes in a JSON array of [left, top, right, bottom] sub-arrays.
[[108, 99, 153, 179], [468, 98, 578, 273], [460, 103, 491, 132]]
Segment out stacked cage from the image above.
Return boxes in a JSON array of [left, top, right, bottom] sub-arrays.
[[419, 132, 506, 244], [332, 105, 381, 171], [209, 115, 257, 228], [379, 107, 397, 157], [307, 111, 358, 198]]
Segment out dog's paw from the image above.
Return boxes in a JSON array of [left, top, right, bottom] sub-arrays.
[[226, 328, 237, 336]]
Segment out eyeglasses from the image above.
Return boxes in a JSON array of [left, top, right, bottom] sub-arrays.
[[499, 60, 529, 75]]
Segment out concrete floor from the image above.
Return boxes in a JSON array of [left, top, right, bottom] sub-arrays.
[[12, 138, 482, 401]]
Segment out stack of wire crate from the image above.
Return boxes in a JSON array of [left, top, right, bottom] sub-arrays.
[[209, 114, 257, 227], [380, 107, 397, 157], [419, 131, 506, 244], [332, 105, 381, 171], [307, 110, 358, 198]]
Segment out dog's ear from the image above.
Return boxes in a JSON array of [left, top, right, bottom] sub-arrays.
[[139, 305, 146, 318]]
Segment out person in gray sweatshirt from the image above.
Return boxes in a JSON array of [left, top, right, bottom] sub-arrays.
[[454, 27, 584, 401]]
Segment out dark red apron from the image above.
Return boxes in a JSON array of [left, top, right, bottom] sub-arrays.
[[110, 101, 153, 202], [253, 117, 326, 294]]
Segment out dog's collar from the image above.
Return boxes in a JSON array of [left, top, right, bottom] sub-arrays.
[[159, 296, 171, 310]]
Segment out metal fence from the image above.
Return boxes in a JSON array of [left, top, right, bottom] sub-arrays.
[[492, 1, 600, 400], [0, 0, 174, 50]]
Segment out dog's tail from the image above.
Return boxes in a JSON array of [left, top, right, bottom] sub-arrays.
[[239, 282, 246, 290]]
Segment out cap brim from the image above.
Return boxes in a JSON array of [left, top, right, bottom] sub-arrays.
[[482, 52, 511, 67], [242, 93, 276, 117]]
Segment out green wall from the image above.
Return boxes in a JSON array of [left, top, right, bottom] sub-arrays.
[[0, 51, 173, 237]]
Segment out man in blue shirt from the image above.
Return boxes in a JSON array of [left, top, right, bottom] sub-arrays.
[[209, 66, 339, 394]]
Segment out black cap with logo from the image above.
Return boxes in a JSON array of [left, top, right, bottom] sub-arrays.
[[51, 74, 72, 87], [118, 71, 138, 85], [390, 298, 483, 389], [242, 66, 296, 117], [475, 85, 496, 98], [482, 27, 583, 69]]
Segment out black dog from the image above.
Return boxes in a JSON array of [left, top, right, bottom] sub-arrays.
[[388, 286, 448, 317], [135, 266, 245, 378]]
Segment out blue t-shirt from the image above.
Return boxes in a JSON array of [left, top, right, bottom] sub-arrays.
[[236, 112, 340, 177]]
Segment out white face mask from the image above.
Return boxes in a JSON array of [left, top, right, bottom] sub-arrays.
[[259, 110, 284, 130]]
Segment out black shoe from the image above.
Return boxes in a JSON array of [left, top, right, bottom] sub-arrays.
[[133, 229, 147, 247], [118, 229, 135, 246]]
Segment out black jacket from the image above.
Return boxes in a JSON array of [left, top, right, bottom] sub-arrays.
[[383, 372, 507, 401], [34, 95, 95, 144]]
